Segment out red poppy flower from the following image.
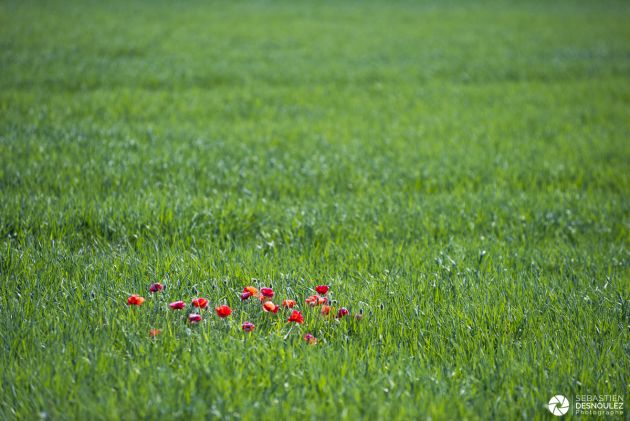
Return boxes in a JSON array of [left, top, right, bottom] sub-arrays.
[[169, 300, 185, 310], [243, 286, 259, 297], [321, 304, 332, 316], [215, 305, 232, 318], [242, 321, 255, 332], [282, 299, 297, 308], [306, 295, 326, 306], [188, 313, 202, 323], [150, 329, 161, 337], [261, 287, 274, 298], [303, 333, 317, 345], [241, 291, 252, 301], [337, 307, 349, 318], [287, 310, 304, 324], [315, 285, 329, 295], [127, 294, 145, 306], [192, 297, 208, 309], [263, 301, 280, 313], [149, 283, 164, 293]]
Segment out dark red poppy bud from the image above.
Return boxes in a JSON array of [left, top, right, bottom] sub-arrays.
[[149, 283, 164, 293], [168, 300, 186, 310], [337, 307, 349, 318]]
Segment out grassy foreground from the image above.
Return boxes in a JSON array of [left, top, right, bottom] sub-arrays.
[[1, 0, 629, 419]]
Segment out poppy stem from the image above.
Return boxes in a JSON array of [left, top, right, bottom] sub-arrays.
[[283, 325, 293, 340]]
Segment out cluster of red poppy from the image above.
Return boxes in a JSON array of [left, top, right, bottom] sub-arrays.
[[127, 282, 357, 345]]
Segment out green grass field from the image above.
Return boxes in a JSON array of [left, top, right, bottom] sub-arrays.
[[1, 0, 629, 419]]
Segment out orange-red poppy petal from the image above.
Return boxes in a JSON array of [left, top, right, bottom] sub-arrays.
[[192, 298, 209, 309], [282, 299, 297, 308], [288, 310, 304, 324], [127, 294, 145, 306], [215, 305, 232, 318]]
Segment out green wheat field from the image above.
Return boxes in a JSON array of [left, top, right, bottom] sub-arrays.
[[1, 0, 629, 419]]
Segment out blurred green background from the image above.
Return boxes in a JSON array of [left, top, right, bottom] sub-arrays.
[[1, 0, 628, 419]]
